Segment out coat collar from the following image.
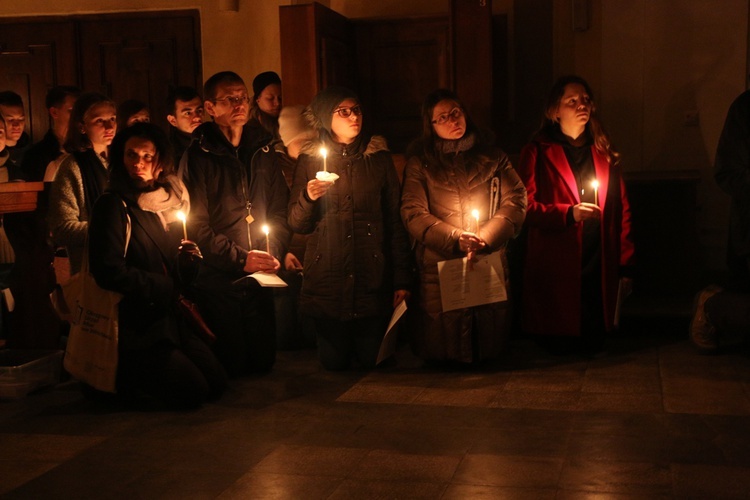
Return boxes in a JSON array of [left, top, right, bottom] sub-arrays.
[[537, 137, 611, 209]]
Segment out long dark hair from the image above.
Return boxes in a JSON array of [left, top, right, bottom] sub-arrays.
[[535, 75, 620, 166], [108, 122, 174, 192]]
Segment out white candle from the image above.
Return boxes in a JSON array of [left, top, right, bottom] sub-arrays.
[[591, 179, 600, 206], [320, 146, 328, 172], [471, 209, 480, 234], [262, 224, 270, 255], [177, 211, 188, 241]]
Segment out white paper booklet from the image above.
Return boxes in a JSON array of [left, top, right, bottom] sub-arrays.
[[233, 272, 288, 288], [376, 299, 408, 365], [437, 251, 507, 312]]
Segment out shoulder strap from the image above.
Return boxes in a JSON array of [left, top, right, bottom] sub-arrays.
[[121, 199, 131, 258]]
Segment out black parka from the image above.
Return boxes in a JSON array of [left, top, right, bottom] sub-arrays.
[[181, 122, 290, 277], [288, 135, 413, 320]]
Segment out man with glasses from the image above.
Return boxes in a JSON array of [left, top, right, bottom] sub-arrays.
[[180, 71, 290, 376]]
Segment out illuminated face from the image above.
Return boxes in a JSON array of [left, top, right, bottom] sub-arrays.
[[51, 95, 77, 138], [82, 103, 117, 150], [124, 136, 158, 186], [126, 109, 150, 127], [556, 83, 591, 133], [256, 83, 281, 118], [0, 104, 26, 144], [330, 99, 362, 145], [431, 99, 466, 140], [206, 82, 250, 129], [168, 96, 203, 134]]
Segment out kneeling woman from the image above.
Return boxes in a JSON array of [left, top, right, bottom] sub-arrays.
[[288, 87, 413, 370], [88, 123, 226, 408], [401, 89, 527, 365]]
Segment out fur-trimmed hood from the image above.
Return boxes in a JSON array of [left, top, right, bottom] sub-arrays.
[[299, 134, 389, 158]]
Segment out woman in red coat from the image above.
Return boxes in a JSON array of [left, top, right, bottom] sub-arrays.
[[517, 75, 634, 351]]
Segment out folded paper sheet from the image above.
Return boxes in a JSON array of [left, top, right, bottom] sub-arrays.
[[437, 251, 507, 312]]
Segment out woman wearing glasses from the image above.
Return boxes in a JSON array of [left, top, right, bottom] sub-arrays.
[[516, 75, 633, 353], [288, 86, 413, 370], [401, 89, 526, 366]]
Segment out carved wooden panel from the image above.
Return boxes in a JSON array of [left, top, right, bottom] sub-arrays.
[[280, 3, 355, 107], [0, 20, 77, 142], [78, 13, 201, 131], [355, 18, 450, 153]]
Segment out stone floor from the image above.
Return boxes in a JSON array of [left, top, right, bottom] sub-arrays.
[[2, 317, 750, 499]]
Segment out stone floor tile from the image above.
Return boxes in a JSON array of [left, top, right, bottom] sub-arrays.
[[441, 484, 557, 499], [558, 458, 672, 495], [491, 390, 581, 411], [453, 454, 564, 488], [337, 383, 425, 404], [251, 444, 368, 477], [0, 460, 59, 496], [0, 433, 107, 461], [414, 387, 500, 407], [350, 449, 462, 482], [671, 463, 750, 499], [577, 392, 664, 413], [217, 472, 341, 500], [327, 479, 446, 499]]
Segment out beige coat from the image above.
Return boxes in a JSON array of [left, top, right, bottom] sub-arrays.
[[401, 143, 527, 362]]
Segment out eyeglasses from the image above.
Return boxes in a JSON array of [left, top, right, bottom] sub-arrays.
[[432, 107, 463, 125], [212, 95, 250, 106], [332, 105, 362, 118]]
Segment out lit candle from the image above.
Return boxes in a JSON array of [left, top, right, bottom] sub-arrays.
[[262, 224, 270, 255], [591, 179, 599, 206], [320, 146, 328, 172], [177, 211, 188, 241], [471, 209, 480, 234]]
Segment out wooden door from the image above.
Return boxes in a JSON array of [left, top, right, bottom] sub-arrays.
[[0, 20, 77, 142], [280, 2, 356, 107], [78, 12, 202, 132], [355, 18, 451, 153]]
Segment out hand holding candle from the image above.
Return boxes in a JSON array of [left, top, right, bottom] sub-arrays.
[[262, 224, 271, 255], [177, 210, 188, 241]]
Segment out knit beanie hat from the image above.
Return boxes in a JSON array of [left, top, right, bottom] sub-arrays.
[[278, 105, 315, 147], [308, 86, 358, 134], [252, 71, 281, 99]]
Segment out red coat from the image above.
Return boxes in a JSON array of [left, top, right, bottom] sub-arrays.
[[517, 138, 634, 336]]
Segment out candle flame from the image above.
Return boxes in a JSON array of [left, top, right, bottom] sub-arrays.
[[319, 147, 328, 158], [471, 209, 479, 220], [262, 224, 270, 235], [177, 211, 186, 222], [591, 179, 599, 189]]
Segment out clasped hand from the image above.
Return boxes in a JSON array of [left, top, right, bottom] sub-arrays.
[[459, 232, 486, 261]]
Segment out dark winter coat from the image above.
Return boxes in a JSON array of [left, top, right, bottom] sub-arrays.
[[288, 135, 413, 320], [400, 141, 527, 362], [181, 121, 290, 277], [88, 190, 182, 351], [517, 136, 634, 336]]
